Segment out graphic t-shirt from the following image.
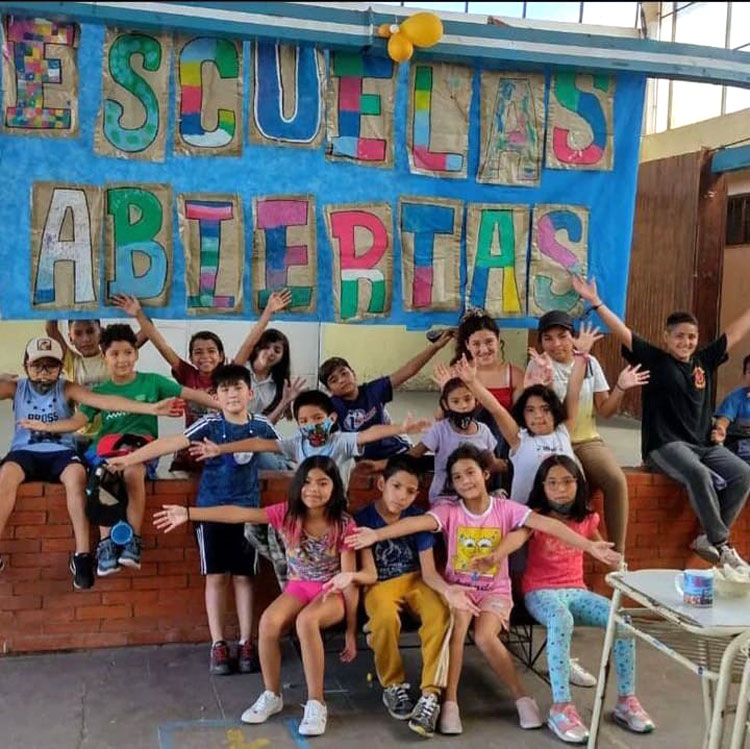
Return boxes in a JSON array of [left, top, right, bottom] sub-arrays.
[[63, 349, 108, 438], [266, 502, 356, 582], [332, 377, 411, 459], [427, 495, 530, 596], [521, 512, 600, 594], [623, 335, 728, 458], [279, 431, 360, 487], [354, 503, 434, 581], [186, 413, 278, 507], [11, 378, 75, 452], [421, 419, 497, 503], [80, 372, 182, 446], [171, 360, 217, 471]]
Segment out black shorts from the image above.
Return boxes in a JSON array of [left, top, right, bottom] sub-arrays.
[[2, 449, 82, 482], [195, 521, 257, 576]]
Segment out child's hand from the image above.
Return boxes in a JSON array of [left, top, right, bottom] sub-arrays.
[[153, 504, 189, 532], [711, 420, 727, 445], [524, 348, 554, 388], [266, 289, 292, 314], [431, 362, 455, 390], [0, 372, 18, 382], [17, 418, 49, 432], [282, 376, 307, 405], [570, 274, 601, 305], [346, 527, 379, 550], [431, 329, 454, 350], [469, 552, 497, 573], [400, 412, 432, 435], [152, 397, 186, 417], [587, 540, 622, 567], [616, 364, 650, 392], [322, 571, 355, 598], [444, 585, 481, 616], [188, 438, 221, 461], [340, 630, 357, 663], [106, 457, 131, 473], [111, 293, 142, 317], [454, 355, 477, 384], [572, 322, 603, 355]]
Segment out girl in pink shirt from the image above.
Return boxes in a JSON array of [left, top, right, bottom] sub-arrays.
[[348, 444, 621, 737], [511, 455, 654, 744]]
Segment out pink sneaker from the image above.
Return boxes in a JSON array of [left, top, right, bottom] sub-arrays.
[[516, 696, 543, 729], [613, 695, 655, 734], [548, 704, 589, 744]]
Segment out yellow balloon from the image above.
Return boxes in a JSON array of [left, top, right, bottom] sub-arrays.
[[400, 12, 443, 48], [387, 32, 413, 63]]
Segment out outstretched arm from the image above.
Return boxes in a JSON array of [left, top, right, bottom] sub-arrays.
[[346, 514, 438, 548], [188, 436, 281, 462], [107, 434, 190, 471], [419, 546, 481, 615], [469, 528, 530, 573], [180, 387, 219, 411], [153, 503, 269, 532], [724, 308, 750, 352], [596, 365, 650, 419], [571, 274, 632, 350], [389, 331, 453, 389], [18, 411, 88, 433], [64, 382, 180, 416], [356, 413, 432, 447], [234, 289, 291, 366]]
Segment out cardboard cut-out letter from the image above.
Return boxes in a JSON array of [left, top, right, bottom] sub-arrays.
[[399, 197, 462, 311], [529, 204, 589, 316], [31, 183, 102, 310], [466, 204, 529, 318], [251, 43, 325, 148], [104, 184, 173, 306], [326, 52, 395, 168], [2, 16, 79, 135], [252, 195, 316, 313], [325, 203, 393, 321], [546, 73, 614, 171], [175, 35, 242, 156], [478, 71, 545, 186], [96, 28, 171, 161], [179, 194, 244, 315]]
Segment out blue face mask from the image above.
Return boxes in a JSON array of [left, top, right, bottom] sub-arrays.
[[549, 501, 574, 516], [299, 417, 334, 447]]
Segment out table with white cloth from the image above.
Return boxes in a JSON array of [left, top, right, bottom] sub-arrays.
[[588, 569, 750, 749]]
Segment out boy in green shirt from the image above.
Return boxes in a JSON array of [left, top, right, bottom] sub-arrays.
[[26, 324, 218, 576]]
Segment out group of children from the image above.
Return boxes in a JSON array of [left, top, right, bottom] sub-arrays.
[[1, 274, 750, 743]]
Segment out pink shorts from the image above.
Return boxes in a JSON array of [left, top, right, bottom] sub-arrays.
[[285, 580, 342, 606], [468, 590, 512, 626]]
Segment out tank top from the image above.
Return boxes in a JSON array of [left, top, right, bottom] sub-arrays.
[[11, 378, 75, 452]]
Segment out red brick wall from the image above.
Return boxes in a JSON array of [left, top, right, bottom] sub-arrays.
[[1, 469, 748, 654]]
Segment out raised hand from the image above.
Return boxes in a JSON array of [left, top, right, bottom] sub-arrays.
[[454, 354, 477, 384], [188, 438, 221, 461], [153, 504, 189, 533], [572, 322, 603, 355], [444, 585, 481, 615], [266, 289, 292, 314], [400, 412, 432, 435], [345, 527, 378, 550], [588, 540, 622, 568], [616, 364, 650, 391], [282, 376, 307, 404], [570, 274, 601, 305], [111, 293, 142, 317], [152, 397, 186, 417], [431, 362, 455, 390], [524, 348, 554, 388], [432, 329, 454, 350]]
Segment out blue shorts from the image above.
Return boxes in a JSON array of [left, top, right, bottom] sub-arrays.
[[2, 449, 82, 482]]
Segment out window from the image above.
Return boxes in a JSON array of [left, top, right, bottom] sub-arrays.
[[726, 194, 750, 246]]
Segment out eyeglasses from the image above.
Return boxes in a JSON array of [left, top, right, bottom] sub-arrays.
[[28, 361, 61, 373], [543, 478, 578, 489]]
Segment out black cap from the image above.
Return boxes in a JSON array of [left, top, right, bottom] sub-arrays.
[[538, 310, 574, 333]]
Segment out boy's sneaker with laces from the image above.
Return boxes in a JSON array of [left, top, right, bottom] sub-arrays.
[[209, 640, 232, 675], [118, 535, 142, 569], [568, 658, 597, 687], [69, 552, 95, 590], [298, 699, 327, 736], [438, 700, 462, 734], [96, 538, 120, 576], [690, 534, 721, 564], [612, 696, 655, 733], [516, 696, 543, 729], [548, 704, 590, 744], [241, 690, 284, 724], [383, 683, 415, 720], [718, 544, 750, 570], [409, 693, 440, 738], [237, 640, 260, 674]]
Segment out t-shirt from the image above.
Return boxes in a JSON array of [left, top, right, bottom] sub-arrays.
[[332, 377, 411, 460], [421, 419, 497, 503], [186, 413, 278, 507], [543, 356, 609, 444], [279, 431, 360, 487], [623, 335, 728, 458], [521, 512, 600, 595], [354, 503, 434, 582], [266, 501, 356, 582], [716, 386, 750, 440], [171, 359, 216, 429], [509, 425, 577, 505], [11, 378, 75, 453], [248, 370, 278, 415], [80, 372, 183, 447], [63, 349, 108, 439], [428, 495, 530, 597]]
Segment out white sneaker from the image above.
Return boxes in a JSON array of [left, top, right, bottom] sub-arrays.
[[719, 545, 750, 570], [241, 690, 284, 724], [569, 658, 597, 688], [690, 534, 721, 564], [298, 699, 328, 736]]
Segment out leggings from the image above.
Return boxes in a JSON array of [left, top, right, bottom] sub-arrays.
[[525, 588, 635, 704]]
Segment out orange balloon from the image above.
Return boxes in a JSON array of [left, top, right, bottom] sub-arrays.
[[387, 32, 413, 63], [400, 12, 443, 48]]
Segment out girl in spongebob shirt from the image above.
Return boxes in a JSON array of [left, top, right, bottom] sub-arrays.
[[347, 444, 620, 736]]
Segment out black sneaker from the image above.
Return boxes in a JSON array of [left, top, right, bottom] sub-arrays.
[[69, 552, 95, 590], [409, 693, 440, 738], [237, 641, 260, 674], [210, 640, 232, 676], [383, 683, 415, 720]]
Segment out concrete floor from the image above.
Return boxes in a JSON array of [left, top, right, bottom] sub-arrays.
[[0, 627, 726, 749]]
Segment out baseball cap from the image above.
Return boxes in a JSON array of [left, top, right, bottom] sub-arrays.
[[25, 337, 64, 364], [537, 310, 575, 333]]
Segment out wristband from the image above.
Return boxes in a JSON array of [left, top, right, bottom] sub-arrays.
[[614, 383, 624, 392], [590, 302, 603, 312], [186, 505, 191, 521]]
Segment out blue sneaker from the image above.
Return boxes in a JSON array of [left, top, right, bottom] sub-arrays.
[[97, 538, 120, 576], [118, 535, 142, 570]]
